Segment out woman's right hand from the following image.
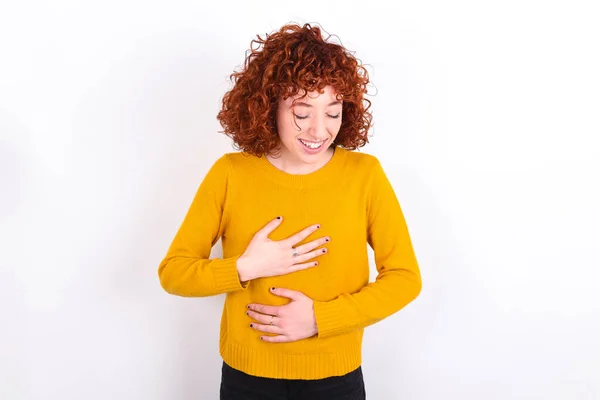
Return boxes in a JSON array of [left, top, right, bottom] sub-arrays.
[[236, 217, 329, 282]]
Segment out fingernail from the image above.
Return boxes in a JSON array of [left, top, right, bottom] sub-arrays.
[[270, 287, 275, 291], [322, 249, 326, 253], [325, 238, 330, 242], [246, 311, 249, 316], [250, 324, 253, 327], [276, 216, 282, 220], [314, 261, 318, 266], [247, 305, 251, 309], [317, 225, 321, 229], [260, 336, 264, 340]]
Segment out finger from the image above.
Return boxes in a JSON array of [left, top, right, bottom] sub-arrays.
[[283, 224, 321, 246], [269, 287, 303, 301], [250, 323, 283, 335], [256, 216, 283, 239], [248, 303, 281, 316], [287, 260, 319, 273], [293, 236, 330, 256], [260, 334, 292, 343], [246, 310, 277, 326], [293, 247, 328, 264]]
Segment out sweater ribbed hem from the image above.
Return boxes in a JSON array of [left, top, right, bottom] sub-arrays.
[[212, 257, 246, 292], [219, 339, 362, 380]]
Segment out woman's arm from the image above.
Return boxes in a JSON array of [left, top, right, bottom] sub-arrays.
[[158, 155, 248, 297], [313, 158, 422, 338]]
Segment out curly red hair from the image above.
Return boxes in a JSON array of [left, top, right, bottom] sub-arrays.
[[216, 23, 373, 157]]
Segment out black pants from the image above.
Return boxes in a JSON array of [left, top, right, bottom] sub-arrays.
[[220, 361, 366, 400]]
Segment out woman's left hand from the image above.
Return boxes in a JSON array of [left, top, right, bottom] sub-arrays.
[[246, 287, 318, 343]]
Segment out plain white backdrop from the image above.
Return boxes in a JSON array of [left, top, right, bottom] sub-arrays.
[[1, 0, 599, 399]]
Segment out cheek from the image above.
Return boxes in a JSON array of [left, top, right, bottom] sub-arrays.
[[280, 123, 303, 141], [276, 116, 300, 139], [328, 119, 342, 133]]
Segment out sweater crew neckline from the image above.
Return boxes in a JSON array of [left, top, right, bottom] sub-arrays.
[[255, 146, 345, 189]]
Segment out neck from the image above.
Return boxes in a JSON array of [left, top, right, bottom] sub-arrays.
[[266, 146, 335, 175]]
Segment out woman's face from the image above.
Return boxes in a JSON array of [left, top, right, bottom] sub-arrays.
[[275, 85, 343, 166]]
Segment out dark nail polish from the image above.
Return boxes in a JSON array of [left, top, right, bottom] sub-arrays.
[[317, 225, 321, 229], [250, 324, 253, 327], [276, 216, 281, 220], [325, 238, 330, 242], [270, 287, 275, 291], [247, 305, 250, 309], [322, 249, 326, 253], [246, 311, 249, 315]]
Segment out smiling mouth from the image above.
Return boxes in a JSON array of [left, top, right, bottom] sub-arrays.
[[298, 138, 327, 150]]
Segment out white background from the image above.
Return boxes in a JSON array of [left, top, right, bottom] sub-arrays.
[[1, 0, 599, 399]]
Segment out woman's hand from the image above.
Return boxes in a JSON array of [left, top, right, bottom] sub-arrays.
[[236, 217, 330, 282], [246, 287, 318, 342]]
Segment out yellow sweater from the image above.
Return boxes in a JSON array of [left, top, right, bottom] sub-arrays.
[[158, 146, 421, 380]]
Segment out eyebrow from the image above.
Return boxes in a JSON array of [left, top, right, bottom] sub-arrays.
[[293, 100, 342, 108]]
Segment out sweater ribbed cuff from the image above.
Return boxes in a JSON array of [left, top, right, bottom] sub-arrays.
[[212, 256, 247, 293], [313, 299, 349, 338]]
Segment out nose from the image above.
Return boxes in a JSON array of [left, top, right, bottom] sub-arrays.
[[307, 114, 328, 139]]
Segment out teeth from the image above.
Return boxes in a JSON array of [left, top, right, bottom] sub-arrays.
[[299, 139, 325, 149]]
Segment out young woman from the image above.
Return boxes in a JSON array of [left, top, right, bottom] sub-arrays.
[[158, 22, 422, 400]]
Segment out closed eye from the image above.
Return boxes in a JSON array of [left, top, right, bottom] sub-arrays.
[[294, 114, 341, 120]]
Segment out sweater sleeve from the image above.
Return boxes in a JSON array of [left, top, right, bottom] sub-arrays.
[[313, 158, 422, 338], [158, 154, 247, 297]]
